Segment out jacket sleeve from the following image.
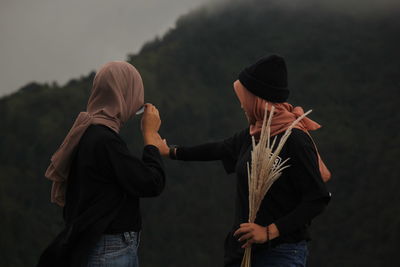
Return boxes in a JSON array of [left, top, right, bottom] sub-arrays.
[[175, 128, 248, 174], [102, 138, 166, 198], [274, 132, 331, 236]]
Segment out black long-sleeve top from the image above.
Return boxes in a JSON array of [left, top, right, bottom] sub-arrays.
[[37, 124, 165, 267], [175, 128, 330, 266]]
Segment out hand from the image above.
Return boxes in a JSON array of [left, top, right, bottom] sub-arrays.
[[142, 132, 169, 152], [233, 223, 280, 249], [141, 103, 161, 135], [158, 138, 170, 157]]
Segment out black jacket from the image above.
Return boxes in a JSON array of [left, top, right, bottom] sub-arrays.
[[37, 125, 165, 267], [176, 128, 331, 266]]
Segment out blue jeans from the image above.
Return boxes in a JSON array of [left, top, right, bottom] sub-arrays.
[[252, 241, 309, 267], [87, 231, 140, 267]]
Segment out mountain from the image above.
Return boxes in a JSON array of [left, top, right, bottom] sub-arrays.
[[1, 0, 399, 266]]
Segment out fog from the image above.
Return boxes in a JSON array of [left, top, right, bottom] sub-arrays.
[[1, 0, 398, 96], [0, 0, 211, 96]]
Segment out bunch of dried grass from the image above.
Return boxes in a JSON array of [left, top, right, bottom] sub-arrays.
[[241, 103, 312, 267]]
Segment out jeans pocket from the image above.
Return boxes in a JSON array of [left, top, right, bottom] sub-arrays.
[[273, 241, 307, 255], [87, 234, 139, 267], [272, 244, 298, 256], [273, 241, 308, 266], [104, 235, 134, 258]]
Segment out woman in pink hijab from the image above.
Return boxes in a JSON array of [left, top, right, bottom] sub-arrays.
[[37, 61, 169, 267], [167, 55, 331, 267]]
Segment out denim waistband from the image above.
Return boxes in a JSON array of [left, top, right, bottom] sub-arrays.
[[103, 231, 140, 244]]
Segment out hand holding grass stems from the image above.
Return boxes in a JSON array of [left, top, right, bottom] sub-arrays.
[[239, 103, 312, 267]]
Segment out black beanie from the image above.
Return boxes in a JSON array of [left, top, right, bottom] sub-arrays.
[[238, 55, 289, 102]]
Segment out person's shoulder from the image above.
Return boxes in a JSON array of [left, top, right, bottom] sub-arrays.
[[225, 127, 251, 149], [289, 128, 310, 140], [83, 124, 123, 145], [224, 127, 250, 142], [286, 128, 317, 159], [286, 128, 315, 152], [235, 127, 251, 140]]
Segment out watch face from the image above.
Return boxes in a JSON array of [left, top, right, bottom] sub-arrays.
[[135, 105, 145, 115]]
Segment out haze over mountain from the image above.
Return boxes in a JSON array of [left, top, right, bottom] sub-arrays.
[[1, 0, 399, 266], [1, 0, 399, 97], [0, 0, 211, 96]]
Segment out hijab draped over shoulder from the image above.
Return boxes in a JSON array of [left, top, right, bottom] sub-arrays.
[[45, 61, 144, 207], [233, 80, 331, 182]]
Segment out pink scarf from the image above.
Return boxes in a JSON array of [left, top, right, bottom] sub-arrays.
[[233, 80, 331, 182], [45, 61, 144, 206]]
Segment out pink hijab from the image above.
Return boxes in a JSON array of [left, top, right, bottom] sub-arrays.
[[233, 80, 331, 182], [45, 61, 144, 206]]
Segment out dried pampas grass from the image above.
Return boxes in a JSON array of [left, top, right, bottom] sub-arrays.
[[241, 103, 312, 267]]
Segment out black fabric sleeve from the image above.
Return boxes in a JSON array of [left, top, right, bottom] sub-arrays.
[[175, 128, 248, 174], [274, 132, 331, 236], [102, 138, 166, 198]]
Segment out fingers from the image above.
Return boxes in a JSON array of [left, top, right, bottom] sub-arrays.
[[234, 223, 256, 248], [233, 226, 253, 237], [144, 103, 155, 112], [238, 232, 254, 242], [234, 227, 255, 248], [242, 239, 254, 249], [154, 105, 160, 117], [144, 103, 157, 110], [141, 103, 161, 134], [144, 103, 160, 117]]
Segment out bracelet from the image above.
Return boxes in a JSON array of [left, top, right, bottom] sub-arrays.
[[169, 145, 178, 160], [266, 225, 271, 248]]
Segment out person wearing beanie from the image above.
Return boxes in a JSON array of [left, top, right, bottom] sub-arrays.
[[162, 55, 331, 266]]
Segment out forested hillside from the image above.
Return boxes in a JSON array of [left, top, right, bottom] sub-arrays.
[[1, 0, 399, 266]]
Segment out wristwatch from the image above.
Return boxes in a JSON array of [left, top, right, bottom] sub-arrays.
[[169, 145, 178, 160]]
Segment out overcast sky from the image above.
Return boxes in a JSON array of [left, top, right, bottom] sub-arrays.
[[0, 0, 211, 96], [1, 0, 398, 97]]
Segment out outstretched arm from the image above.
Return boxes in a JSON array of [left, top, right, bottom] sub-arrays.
[[168, 128, 250, 174], [173, 141, 233, 161]]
